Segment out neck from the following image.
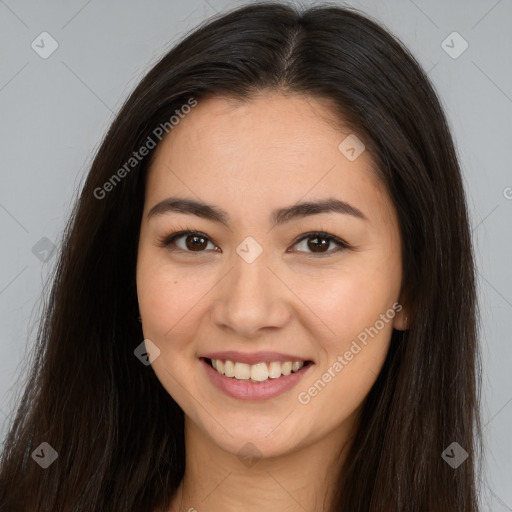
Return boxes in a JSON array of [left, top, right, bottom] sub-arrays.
[[170, 415, 358, 512]]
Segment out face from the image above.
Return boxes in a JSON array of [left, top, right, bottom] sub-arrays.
[[136, 91, 407, 459]]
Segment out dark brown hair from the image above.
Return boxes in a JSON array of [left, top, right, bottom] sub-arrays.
[[0, 2, 482, 511]]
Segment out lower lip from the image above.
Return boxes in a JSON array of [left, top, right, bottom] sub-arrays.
[[201, 358, 313, 401]]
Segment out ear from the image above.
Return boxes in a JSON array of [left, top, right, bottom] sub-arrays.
[[393, 307, 409, 331], [392, 291, 409, 331]]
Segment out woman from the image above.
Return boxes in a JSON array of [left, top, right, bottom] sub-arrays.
[[0, 2, 482, 511]]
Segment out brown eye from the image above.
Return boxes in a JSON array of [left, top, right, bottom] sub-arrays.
[[183, 234, 208, 251], [159, 230, 218, 253], [290, 232, 348, 255], [307, 236, 329, 252], [159, 230, 348, 257]]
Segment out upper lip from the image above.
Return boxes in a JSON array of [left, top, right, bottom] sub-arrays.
[[200, 351, 312, 365]]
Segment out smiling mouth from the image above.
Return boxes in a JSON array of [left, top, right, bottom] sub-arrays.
[[203, 357, 313, 383]]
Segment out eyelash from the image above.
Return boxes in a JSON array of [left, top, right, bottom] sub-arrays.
[[156, 226, 351, 257]]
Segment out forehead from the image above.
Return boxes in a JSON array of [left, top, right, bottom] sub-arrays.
[[144, 91, 393, 227]]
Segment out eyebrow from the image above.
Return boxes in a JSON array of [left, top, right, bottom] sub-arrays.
[[147, 196, 368, 227]]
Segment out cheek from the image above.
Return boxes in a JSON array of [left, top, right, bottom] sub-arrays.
[[298, 263, 399, 348], [295, 268, 398, 425], [137, 259, 215, 352], [136, 263, 210, 401]]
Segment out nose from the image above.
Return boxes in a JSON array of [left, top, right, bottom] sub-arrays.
[[210, 249, 291, 338]]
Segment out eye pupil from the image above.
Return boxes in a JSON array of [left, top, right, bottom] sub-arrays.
[[186, 235, 208, 251], [308, 237, 329, 252]]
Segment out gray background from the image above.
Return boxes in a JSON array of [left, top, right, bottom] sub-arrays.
[[0, 0, 510, 509]]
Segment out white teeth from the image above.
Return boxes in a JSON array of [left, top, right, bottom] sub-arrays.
[[292, 361, 302, 372], [234, 362, 251, 380], [250, 362, 269, 382], [224, 359, 235, 377], [209, 359, 306, 381], [281, 361, 292, 376], [268, 361, 282, 379]]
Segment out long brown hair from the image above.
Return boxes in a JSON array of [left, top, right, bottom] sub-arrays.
[[0, 2, 482, 511]]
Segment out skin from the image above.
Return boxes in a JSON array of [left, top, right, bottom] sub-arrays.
[[136, 90, 408, 512]]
